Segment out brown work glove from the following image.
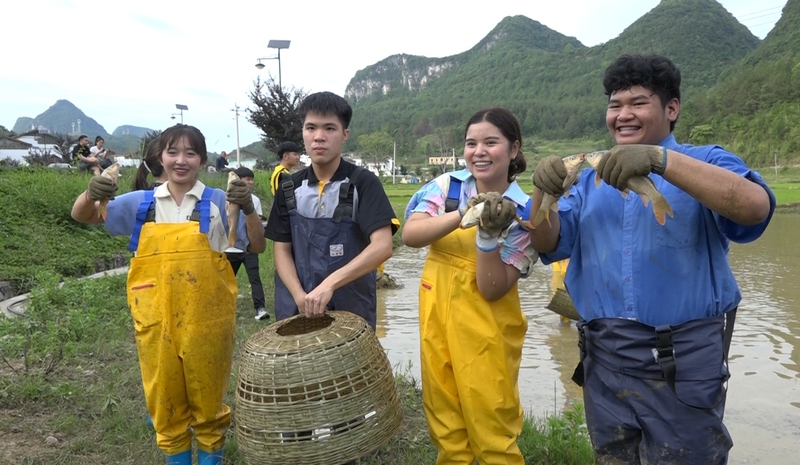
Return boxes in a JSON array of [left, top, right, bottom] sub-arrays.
[[87, 175, 117, 201], [477, 192, 517, 239], [226, 179, 255, 215], [458, 192, 491, 217], [533, 155, 568, 197], [595, 144, 666, 190]]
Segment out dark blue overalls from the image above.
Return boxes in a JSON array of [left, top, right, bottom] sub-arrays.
[[574, 311, 736, 464], [273, 168, 378, 329]]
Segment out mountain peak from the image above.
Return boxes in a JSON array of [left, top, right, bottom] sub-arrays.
[[471, 15, 585, 53]]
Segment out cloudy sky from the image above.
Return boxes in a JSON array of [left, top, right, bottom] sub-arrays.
[[0, 0, 787, 154]]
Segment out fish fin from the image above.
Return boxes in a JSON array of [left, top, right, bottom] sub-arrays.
[[639, 193, 652, 208], [618, 189, 630, 199], [532, 208, 549, 227], [651, 195, 674, 226], [594, 172, 602, 188]]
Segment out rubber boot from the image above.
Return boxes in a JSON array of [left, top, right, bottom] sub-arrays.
[[165, 450, 191, 465], [198, 449, 224, 465]]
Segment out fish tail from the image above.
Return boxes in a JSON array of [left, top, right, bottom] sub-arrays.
[[651, 195, 674, 226]]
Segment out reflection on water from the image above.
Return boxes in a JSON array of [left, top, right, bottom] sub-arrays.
[[376, 214, 800, 463]]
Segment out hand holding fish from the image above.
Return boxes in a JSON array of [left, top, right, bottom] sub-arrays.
[[476, 193, 518, 238], [226, 179, 255, 215], [88, 162, 120, 219], [87, 175, 116, 202], [533, 155, 569, 197], [594, 144, 666, 190]]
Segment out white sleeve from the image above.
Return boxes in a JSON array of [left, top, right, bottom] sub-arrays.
[[90, 147, 99, 154], [252, 194, 263, 216]]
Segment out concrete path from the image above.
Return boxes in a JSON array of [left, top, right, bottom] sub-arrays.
[[0, 267, 129, 319]]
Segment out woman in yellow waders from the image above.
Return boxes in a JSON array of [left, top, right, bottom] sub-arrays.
[[402, 108, 537, 465], [71, 124, 266, 465]]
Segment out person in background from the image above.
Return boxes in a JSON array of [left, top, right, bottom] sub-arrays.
[[90, 136, 113, 171], [71, 124, 265, 465], [72, 135, 101, 175], [530, 54, 775, 464], [225, 166, 268, 321], [215, 150, 230, 173], [402, 107, 535, 465], [270, 140, 301, 195]]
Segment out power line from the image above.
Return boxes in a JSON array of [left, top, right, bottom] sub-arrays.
[[735, 5, 783, 20], [739, 11, 782, 24]]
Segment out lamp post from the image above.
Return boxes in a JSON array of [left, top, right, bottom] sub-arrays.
[[174, 104, 188, 124], [255, 39, 291, 88]]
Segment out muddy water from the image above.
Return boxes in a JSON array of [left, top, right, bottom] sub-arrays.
[[376, 214, 800, 464]]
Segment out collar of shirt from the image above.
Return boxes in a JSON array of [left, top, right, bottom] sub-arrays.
[[154, 180, 207, 200], [305, 158, 351, 185], [449, 168, 529, 207], [658, 133, 679, 150]]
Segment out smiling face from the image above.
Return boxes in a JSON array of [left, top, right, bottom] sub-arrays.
[[303, 111, 349, 169], [161, 135, 201, 186], [606, 85, 679, 145], [464, 121, 519, 193]]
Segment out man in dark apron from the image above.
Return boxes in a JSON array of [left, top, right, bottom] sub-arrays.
[[529, 54, 775, 464]]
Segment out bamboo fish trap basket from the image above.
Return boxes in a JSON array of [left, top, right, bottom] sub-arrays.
[[235, 311, 403, 465]]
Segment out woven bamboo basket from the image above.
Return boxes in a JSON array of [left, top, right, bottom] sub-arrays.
[[236, 311, 403, 465]]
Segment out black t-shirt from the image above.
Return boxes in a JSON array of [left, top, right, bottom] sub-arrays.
[[265, 159, 398, 243], [72, 144, 90, 165], [216, 156, 229, 171]]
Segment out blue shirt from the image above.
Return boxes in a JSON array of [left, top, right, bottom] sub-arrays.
[[541, 134, 776, 326]]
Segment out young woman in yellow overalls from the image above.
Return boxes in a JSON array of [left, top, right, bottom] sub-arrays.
[[402, 108, 536, 465], [71, 124, 266, 465]]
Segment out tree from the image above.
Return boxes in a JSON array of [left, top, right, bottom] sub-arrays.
[[357, 131, 394, 170], [247, 76, 307, 155], [0, 125, 13, 137]]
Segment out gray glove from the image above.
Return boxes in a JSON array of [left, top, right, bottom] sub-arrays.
[[595, 144, 666, 190], [533, 155, 568, 197], [87, 175, 116, 201], [477, 192, 517, 238], [459, 192, 492, 217], [226, 179, 255, 215]]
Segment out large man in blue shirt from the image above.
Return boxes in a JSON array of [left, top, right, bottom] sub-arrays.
[[530, 54, 775, 464]]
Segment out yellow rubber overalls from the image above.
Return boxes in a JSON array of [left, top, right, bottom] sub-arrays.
[[419, 226, 528, 465], [126, 195, 237, 456]]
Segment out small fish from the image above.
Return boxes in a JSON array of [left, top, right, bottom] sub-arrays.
[[226, 171, 240, 248], [530, 154, 589, 228], [97, 162, 120, 219], [583, 152, 674, 225], [459, 201, 485, 229]]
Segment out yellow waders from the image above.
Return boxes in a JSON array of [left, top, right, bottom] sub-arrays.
[[127, 221, 237, 455], [552, 259, 571, 324], [419, 227, 527, 465]]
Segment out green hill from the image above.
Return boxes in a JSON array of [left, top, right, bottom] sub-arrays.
[[13, 100, 110, 138], [680, 0, 800, 166], [343, 0, 763, 162]]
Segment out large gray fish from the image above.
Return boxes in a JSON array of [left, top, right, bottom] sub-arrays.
[[583, 152, 674, 226]]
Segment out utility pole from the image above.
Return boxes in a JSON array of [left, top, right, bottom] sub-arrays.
[[393, 141, 396, 184], [452, 148, 456, 172], [232, 104, 241, 167]]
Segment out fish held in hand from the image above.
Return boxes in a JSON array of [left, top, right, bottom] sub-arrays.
[[97, 162, 120, 220], [226, 171, 240, 248], [584, 152, 674, 225], [459, 201, 485, 229], [530, 154, 588, 228]]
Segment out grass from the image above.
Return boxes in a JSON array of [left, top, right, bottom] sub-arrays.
[[0, 255, 594, 464], [1, 161, 794, 464]]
